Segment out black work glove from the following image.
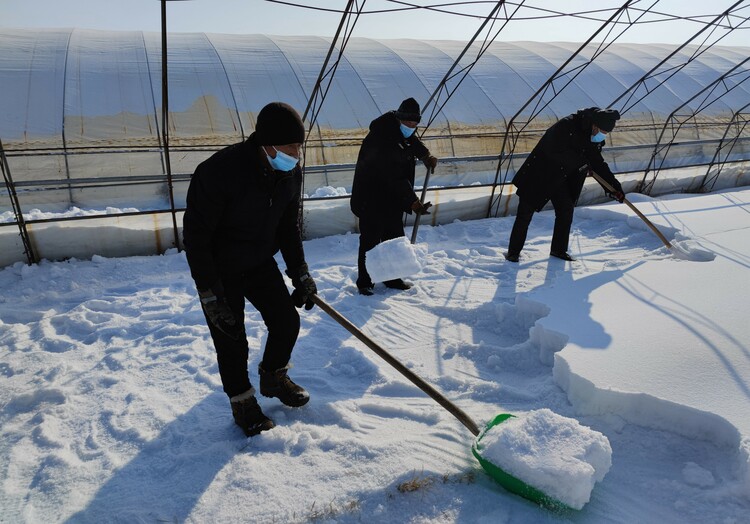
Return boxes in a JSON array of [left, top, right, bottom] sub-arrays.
[[607, 190, 625, 203], [421, 155, 438, 174], [286, 263, 317, 310], [198, 289, 243, 340], [606, 179, 625, 202], [411, 200, 432, 215]]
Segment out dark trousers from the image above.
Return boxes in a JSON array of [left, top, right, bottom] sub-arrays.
[[508, 185, 575, 256], [203, 259, 300, 399], [356, 210, 405, 288]]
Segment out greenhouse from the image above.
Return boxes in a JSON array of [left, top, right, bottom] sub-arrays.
[[1, 27, 749, 267]]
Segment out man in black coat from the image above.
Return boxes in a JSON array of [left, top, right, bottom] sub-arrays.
[[350, 97, 438, 295], [506, 107, 625, 262], [183, 102, 318, 437]]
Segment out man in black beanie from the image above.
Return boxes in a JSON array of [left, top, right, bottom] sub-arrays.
[[183, 101, 318, 437], [350, 97, 439, 295], [505, 107, 625, 262]]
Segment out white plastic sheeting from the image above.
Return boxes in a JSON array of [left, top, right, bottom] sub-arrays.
[[1, 29, 750, 266], [2, 29, 749, 146]]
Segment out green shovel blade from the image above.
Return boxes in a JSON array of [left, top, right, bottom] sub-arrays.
[[471, 414, 573, 511]]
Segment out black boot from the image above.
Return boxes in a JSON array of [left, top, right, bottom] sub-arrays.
[[550, 250, 575, 261], [230, 388, 275, 437], [358, 284, 374, 296], [384, 278, 411, 290], [259, 364, 310, 407]]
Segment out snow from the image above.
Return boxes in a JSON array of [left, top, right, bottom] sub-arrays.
[[475, 409, 612, 510], [0, 206, 141, 223], [306, 186, 349, 199], [1, 187, 749, 522], [365, 236, 425, 283]]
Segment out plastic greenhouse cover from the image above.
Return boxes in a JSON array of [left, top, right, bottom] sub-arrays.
[[0, 29, 69, 143], [1, 28, 749, 145]]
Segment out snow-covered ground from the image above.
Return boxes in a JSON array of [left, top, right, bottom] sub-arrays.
[[1, 188, 749, 523]]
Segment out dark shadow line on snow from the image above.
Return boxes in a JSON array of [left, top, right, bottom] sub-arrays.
[[65, 393, 243, 523], [615, 276, 750, 399]]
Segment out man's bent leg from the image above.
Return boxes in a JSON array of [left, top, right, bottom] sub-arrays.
[[508, 198, 535, 257], [203, 273, 252, 399], [550, 188, 575, 255]]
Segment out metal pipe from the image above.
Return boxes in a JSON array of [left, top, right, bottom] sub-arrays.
[[161, 0, 181, 251]]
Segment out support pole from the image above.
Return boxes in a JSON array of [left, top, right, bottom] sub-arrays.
[[0, 139, 37, 264], [161, 0, 181, 252], [300, 0, 367, 221]]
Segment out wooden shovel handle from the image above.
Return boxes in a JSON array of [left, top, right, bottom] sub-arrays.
[[589, 171, 673, 249], [410, 166, 433, 245], [311, 294, 480, 436]]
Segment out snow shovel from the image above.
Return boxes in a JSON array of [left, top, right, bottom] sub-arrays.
[[591, 171, 715, 262], [410, 166, 433, 244], [310, 294, 573, 511], [590, 170, 672, 249]]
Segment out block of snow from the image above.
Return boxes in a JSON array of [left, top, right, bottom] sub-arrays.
[[681, 462, 715, 487], [474, 409, 612, 510], [669, 234, 715, 262], [365, 236, 425, 283]]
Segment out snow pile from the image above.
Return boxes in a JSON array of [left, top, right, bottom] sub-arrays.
[[0, 205, 141, 223], [682, 462, 716, 488], [669, 233, 715, 262], [365, 236, 426, 283], [475, 409, 612, 510], [306, 186, 348, 198]]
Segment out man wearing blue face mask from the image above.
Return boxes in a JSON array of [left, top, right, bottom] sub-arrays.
[[183, 102, 318, 437], [505, 107, 625, 263], [350, 97, 439, 295]]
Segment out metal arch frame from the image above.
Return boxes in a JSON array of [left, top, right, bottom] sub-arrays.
[[696, 105, 750, 192], [302, 0, 366, 127], [159, 0, 190, 253], [610, 1, 750, 115], [299, 0, 367, 213], [417, 0, 521, 136], [485, 0, 658, 218], [0, 138, 38, 265], [638, 56, 750, 195], [410, 0, 526, 243]]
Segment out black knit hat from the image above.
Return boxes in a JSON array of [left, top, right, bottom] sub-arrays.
[[255, 102, 305, 145], [394, 97, 421, 123], [592, 108, 620, 133]]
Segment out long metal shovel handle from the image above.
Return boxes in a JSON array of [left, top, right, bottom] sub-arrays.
[[311, 294, 480, 436], [590, 171, 673, 249], [410, 166, 433, 245]]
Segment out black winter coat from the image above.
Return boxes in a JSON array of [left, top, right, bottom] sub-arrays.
[[183, 133, 305, 292], [512, 107, 623, 211], [350, 111, 430, 217]]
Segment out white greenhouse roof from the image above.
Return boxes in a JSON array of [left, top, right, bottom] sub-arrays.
[[1, 28, 749, 148]]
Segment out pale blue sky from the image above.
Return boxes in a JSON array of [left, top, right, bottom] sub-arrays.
[[2, 0, 749, 46]]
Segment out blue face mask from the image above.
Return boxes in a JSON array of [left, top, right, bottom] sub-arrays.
[[266, 147, 299, 171], [400, 123, 416, 138], [591, 131, 606, 143]]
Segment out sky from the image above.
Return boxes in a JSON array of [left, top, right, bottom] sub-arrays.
[[2, 0, 749, 46], [1, 186, 748, 522]]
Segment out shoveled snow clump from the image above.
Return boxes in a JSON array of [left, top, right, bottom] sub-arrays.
[[365, 236, 425, 283], [475, 409, 612, 510]]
